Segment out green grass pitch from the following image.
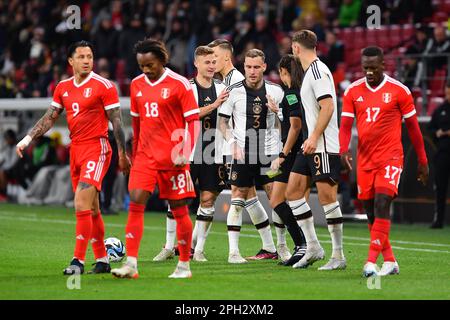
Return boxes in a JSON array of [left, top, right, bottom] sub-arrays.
[[0, 203, 449, 300]]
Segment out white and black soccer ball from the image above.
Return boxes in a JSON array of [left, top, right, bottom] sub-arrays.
[[104, 237, 126, 262]]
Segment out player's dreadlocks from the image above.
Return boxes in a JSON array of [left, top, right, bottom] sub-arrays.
[[134, 38, 169, 65]]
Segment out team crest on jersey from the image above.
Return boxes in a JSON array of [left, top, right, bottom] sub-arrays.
[[161, 88, 170, 99], [253, 105, 262, 114], [231, 171, 238, 181], [83, 88, 92, 98], [382, 93, 392, 103]]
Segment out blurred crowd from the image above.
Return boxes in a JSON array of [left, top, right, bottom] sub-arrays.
[[0, 0, 442, 99]]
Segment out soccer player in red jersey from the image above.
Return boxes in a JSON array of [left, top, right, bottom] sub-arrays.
[[111, 39, 200, 279], [339, 46, 429, 277], [16, 41, 131, 275]]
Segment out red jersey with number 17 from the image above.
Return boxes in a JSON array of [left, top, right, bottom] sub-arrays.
[[51, 72, 120, 144], [342, 74, 417, 170], [130, 68, 199, 170]]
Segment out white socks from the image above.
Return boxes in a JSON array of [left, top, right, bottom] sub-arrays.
[[289, 198, 320, 248], [227, 198, 245, 254], [126, 256, 137, 268], [246, 197, 276, 253], [323, 201, 344, 260], [194, 206, 214, 253], [272, 210, 287, 246], [165, 214, 177, 250]]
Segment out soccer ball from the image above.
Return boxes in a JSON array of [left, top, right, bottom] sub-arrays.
[[104, 237, 126, 262]]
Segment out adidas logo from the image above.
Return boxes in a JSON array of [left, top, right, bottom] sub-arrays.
[[254, 96, 261, 102], [90, 238, 97, 244], [389, 180, 396, 186], [136, 91, 142, 97], [178, 188, 185, 195], [63, 91, 69, 97], [178, 240, 187, 245], [371, 239, 381, 246], [356, 96, 364, 102], [205, 96, 212, 102], [125, 233, 134, 239], [76, 234, 85, 240]]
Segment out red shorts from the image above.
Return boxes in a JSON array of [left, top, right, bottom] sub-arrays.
[[357, 159, 403, 200], [69, 138, 112, 192], [128, 160, 196, 200]]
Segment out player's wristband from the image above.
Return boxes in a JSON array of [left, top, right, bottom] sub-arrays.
[[279, 152, 287, 159], [17, 135, 32, 148]]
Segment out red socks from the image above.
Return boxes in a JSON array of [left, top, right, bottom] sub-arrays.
[[368, 222, 396, 262], [368, 218, 391, 263], [171, 205, 193, 262], [74, 210, 93, 262], [91, 212, 107, 260], [125, 202, 146, 258]]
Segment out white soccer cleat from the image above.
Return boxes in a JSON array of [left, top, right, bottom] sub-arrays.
[[168, 265, 192, 278], [378, 261, 399, 276], [193, 251, 208, 262], [228, 252, 248, 264], [318, 257, 347, 271], [152, 248, 175, 261], [292, 246, 325, 269], [277, 244, 292, 262], [111, 262, 139, 279], [362, 262, 379, 278]]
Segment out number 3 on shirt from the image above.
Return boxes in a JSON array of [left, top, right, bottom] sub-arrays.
[[144, 102, 159, 117]]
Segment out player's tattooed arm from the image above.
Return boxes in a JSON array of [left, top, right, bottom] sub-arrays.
[[218, 116, 233, 142], [29, 106, 63, 139], [106, 107, 131, 174]]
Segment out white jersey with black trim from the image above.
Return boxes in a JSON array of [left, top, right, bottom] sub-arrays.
[[300, 58, 340, 154], [189, 78, 227, 164], [219, 80, 284, 158]]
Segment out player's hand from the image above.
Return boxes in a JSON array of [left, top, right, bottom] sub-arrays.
[[436, 129, 444, 138], [16, 135, 32, 158], [266, 95, 279, 114], [118, 153, 131, 175], [417, 163, 429, 186], [270, 157, 284, 171], [214, 90, 229, 108], [174, 154, 189, 167], [341, 151, 353, 171], [302, 135, 318, 155], [231, 142, 244, 161]]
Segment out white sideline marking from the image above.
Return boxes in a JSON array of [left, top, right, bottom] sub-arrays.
[[1, 212, 450, 254]]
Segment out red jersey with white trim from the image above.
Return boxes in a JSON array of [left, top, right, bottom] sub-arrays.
[[130, 68, 199, 170], [51, 72, 120, 144], [342, 74, 417, 170]]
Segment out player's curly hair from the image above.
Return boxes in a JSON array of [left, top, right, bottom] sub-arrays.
[[278, 54, 304, 90], [134, 38, 169, 65]]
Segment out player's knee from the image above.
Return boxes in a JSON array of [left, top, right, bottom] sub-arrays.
[[374, 194, 392, 219]]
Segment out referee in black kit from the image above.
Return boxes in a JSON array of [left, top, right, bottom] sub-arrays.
[[428, 80, 450, 229]]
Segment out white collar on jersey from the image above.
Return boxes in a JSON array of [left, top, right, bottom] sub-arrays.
[[365, 73, 388, 92], [72, 71, 93, 88], [144, 68, 170, 87]]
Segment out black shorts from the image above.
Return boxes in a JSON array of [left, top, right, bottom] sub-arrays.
[[291, 151, 341, 184], [229, 162, 273, 188], [190, 163, 227, 192]]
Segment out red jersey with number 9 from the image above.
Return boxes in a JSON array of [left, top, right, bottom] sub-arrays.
[[342, 75, 417, 170], [130, 68, 199, 170], [51, 72, 120, 144]]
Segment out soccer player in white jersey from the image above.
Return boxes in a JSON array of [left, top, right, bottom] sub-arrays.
[[210, 40, 287, 261], [288, 30, 346, 270], [153, 46, 229, 262], [218, 49, 284, 263]]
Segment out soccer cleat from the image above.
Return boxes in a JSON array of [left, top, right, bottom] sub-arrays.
[[246, 249, 278, 260], [362, 262, 379, 277], [152, 248, 175, 261], [276, 244, 292, 262], [318, 257, 347, 271], [63, 258, 84, 275], [168, 265, 192, 278], [111, 262, 139, 279], [279, 246, 306, 266], [228, 252, 248, 264], [192, 251, 208, 262], [292, 246, 325, 269], [87, 261, 111, 274], [378, 261, 399, 276]]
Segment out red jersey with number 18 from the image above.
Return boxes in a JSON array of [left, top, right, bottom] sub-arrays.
[[130, 68, 199, 170], [51, 71, 120, 144], [342, 74, 417, 170]]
